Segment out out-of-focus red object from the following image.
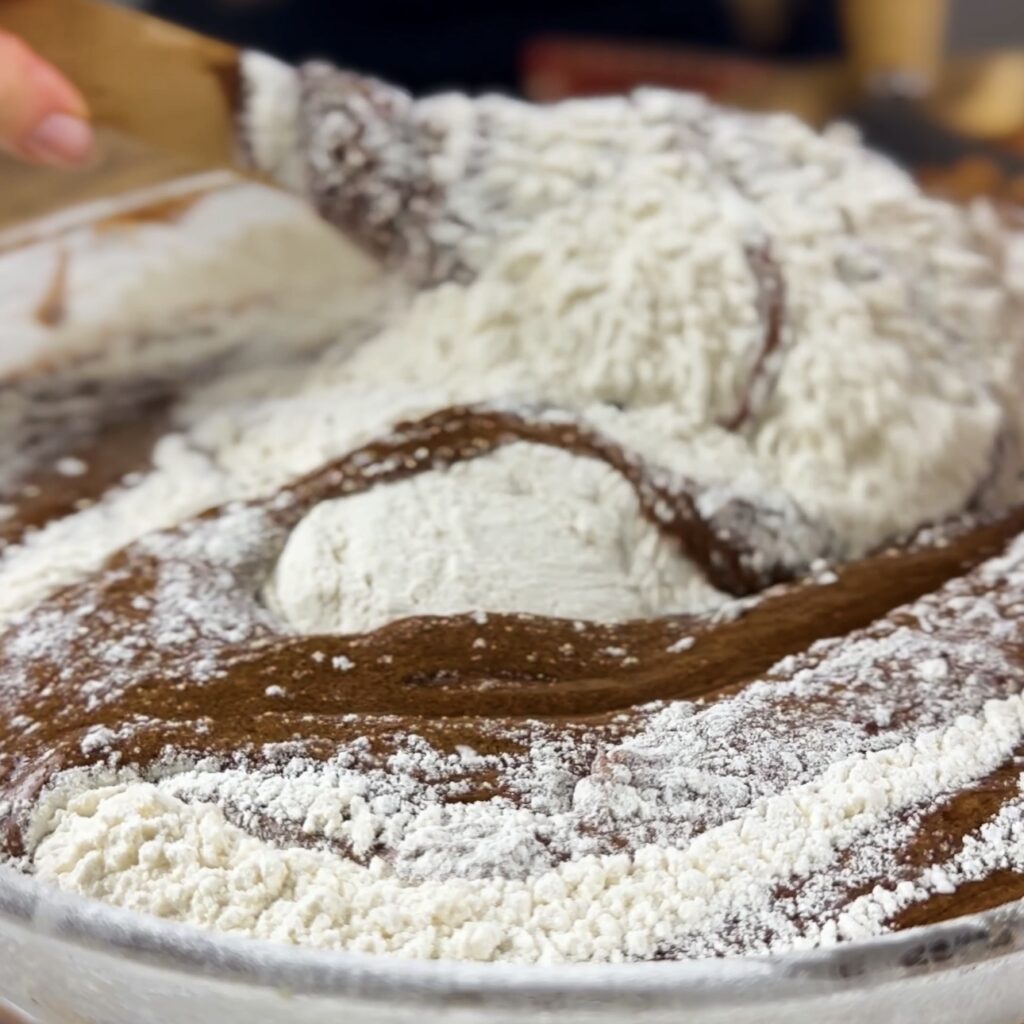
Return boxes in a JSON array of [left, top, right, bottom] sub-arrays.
[[521, 36, 846, 127], [524, 37, 774, 102]]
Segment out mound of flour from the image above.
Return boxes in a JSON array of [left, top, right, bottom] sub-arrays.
[[243, 55, 1024, 559], [4, 66, 1023, 632], [266, 443, 724, 634]]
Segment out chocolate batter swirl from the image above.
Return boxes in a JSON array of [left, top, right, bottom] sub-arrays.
[[0, 404, 813, 813], [2, 395, 1023, 894]]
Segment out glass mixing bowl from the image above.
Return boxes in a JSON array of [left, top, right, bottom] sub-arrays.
[[0, 865, 1022, 1024], [2, 165, 1023, 1024]]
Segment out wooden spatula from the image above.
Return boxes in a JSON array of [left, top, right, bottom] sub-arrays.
[[0, 0, 243, 164], [0, 0, 247, 227]]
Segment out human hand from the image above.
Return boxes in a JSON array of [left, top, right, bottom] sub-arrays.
[[0, 30, 93, 167]]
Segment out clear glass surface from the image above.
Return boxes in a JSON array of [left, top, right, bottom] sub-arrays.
[[0, 866, 1022, 1024]]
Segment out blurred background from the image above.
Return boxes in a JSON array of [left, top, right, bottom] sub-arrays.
[[104, 0, 1024, 201], [7, 0, 1024, 225]]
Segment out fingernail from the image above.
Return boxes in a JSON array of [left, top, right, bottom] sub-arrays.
[[21, 112, 94, 167]]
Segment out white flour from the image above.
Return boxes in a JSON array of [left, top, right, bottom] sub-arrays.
[[31, 691, 1024, 962], [246, 57, 1024, 551], [801, 784, 1024, 949], [4, 68, 1024, 625], [0, 180, 381, 382], [27, 534, 1024, 959], [6, 63, 1024, 962], [266, 442, 725, 633]]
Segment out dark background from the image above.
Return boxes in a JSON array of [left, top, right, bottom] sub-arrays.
[[144, 0, 842, 94]]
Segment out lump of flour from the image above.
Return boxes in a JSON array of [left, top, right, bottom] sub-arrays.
[[265, 443, 725, 634]]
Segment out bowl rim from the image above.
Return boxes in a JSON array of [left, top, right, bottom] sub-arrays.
[[1, 864, 1022, 1011]]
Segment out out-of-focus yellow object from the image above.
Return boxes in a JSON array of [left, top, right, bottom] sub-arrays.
[[840, 0, 948, 93], [836, 0, 1024, 143], [929, 52, 1024, 140]]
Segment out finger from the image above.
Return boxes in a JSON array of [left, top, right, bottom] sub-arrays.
[[0, 31, 93, 167]]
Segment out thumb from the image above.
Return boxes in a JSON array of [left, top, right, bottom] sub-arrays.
[[0, 31, 93, 167]]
